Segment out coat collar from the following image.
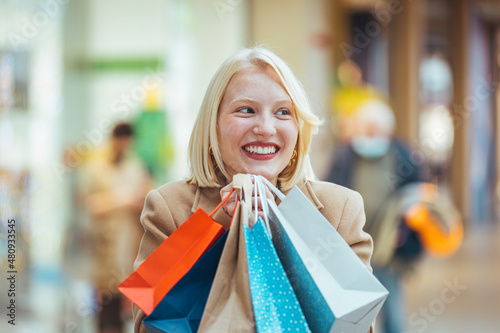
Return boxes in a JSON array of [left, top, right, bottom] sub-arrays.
[[191, 178, 324, 214]]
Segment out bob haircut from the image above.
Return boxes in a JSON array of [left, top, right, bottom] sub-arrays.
[[187, 46, 321, 192]]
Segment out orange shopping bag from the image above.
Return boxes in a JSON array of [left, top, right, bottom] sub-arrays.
[[118, 189, 234, 315]]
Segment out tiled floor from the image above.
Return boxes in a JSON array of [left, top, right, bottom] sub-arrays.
[[403, 222, 500, 333]]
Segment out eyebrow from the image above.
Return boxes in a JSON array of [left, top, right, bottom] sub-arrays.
[[230, 97, 292, 105]]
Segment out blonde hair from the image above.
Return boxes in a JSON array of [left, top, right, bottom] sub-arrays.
[[187, 47, 321, 192]]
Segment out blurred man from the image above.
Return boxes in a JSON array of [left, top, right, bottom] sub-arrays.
[[84, 123, 152, 333], [327, 100, 422, 333]]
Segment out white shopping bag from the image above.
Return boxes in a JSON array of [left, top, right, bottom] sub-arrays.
[[262, 180, 388, 333]]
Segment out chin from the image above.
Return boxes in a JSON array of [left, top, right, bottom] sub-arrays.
[[246, 169, 280, 181]]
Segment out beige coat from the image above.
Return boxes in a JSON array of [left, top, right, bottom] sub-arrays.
[[132, 179, 374, 333]]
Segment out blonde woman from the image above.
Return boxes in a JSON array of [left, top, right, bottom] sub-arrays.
[[133, 47, 374, 332]]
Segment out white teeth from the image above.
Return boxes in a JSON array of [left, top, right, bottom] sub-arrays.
[[244, 145, 277, 155]]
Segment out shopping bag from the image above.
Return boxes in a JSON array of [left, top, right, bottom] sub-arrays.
[[404, 183, 464, 258], [118, 189, 234, 315], [198, 175, 256, 332], [244, 217, 311, 333], [143, 231, 228, 333], [242, 175, 310, 332], [260, 177, 388, 333]]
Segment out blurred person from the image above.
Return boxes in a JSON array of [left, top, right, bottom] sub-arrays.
[[132, 47, 375, 332], [327, 100, 422, 333], [331, 61, 383, 143], [84, 123, 152, 333]]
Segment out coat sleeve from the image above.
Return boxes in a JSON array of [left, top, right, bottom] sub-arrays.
[[132, 189, 178, 333], [336, 190, 374, 272], [336, 190, 375, 333]]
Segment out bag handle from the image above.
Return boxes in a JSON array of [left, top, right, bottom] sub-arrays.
[[209, 188, 235, 217], [253, 175, 272, 236], [233, 174, 254, 224], [228, 196, 240, 228], [258, 175, 285, 201]]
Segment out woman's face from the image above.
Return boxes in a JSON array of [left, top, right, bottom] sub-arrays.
[[217, 67, 298, 185]]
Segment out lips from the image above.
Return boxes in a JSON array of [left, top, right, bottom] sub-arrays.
[[242, 142, 280, 160]]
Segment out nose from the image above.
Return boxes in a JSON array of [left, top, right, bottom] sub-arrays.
[[253, 113, 276, 138]]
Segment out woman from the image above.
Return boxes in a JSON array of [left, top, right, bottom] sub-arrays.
[[132, 47, 374, 332]]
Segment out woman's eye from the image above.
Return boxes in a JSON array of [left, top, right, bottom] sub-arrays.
[[276, 109, 291, 116], [237, 107, 254, 114]]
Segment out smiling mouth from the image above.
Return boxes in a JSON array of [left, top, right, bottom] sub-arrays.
[[242, 145, 279, 155]]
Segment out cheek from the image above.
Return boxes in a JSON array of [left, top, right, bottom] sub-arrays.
[[218, 118, 244, 152], [223, 118, 249, 138], [283, 124, 299, 148]]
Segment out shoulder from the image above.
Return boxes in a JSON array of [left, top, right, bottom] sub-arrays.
[[391, 138, 414, 159], [141, 180, 200, 236], [143, 180, 198, 220], [149, 180, 221, 217], [307, 179, 363, 208], [154, 180, 198, 202], [303, 179, 364, 227]]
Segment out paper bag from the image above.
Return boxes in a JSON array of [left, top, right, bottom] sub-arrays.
[[197, 202, 256, 332], [244, 217, 311, 332], [118, 189, 234, 315], [266, 185, 388, 333], [198, 175, 256, 332], [143, 231, 228, 333]]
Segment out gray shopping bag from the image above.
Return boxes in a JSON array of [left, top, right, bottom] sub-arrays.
[[265, 185, 388, 333]]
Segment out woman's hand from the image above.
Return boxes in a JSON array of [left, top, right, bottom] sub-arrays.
[[220, 178, 274, 218], [220, 182, 237, 217]]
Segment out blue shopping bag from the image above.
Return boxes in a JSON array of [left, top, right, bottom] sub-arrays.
[[244, 217, 311, 333], [143, 231, 228, 333]]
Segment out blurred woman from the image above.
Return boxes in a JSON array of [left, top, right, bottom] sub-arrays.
[[84, 123, 152, 333], [132, 47, 374, 332]]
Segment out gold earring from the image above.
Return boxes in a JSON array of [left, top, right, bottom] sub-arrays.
[[288, 149, 297, 167]]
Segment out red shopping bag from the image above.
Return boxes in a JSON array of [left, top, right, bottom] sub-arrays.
[[118, 189, 234, 315]]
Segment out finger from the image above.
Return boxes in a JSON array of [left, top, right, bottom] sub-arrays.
[[251, 191, 273, 202], [256, 210, 267, 220], [264, 187, 274, 200], [250, 198, 268, 212], [221, 182, 234, 193], [220, 182, 234, 198]]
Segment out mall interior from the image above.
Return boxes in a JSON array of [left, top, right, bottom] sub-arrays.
[[0, 0, 499, 332]]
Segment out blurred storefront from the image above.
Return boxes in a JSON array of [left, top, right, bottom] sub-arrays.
[[331, 0, 498, 227], [0, 0, 499, 332]]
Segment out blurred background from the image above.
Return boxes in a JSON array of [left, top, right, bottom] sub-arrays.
[[0, 0, 499, 332]]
